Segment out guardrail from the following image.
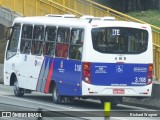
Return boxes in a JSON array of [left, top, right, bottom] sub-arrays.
[[0, 0, 160, 80]]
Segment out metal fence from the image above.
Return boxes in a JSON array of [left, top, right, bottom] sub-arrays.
[[0, 0, 160, 80]]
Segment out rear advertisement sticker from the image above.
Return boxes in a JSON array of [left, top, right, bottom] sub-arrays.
[[95, 66, 107, 74], [91, 63, 148, 86], [134, 67, 147, 72]]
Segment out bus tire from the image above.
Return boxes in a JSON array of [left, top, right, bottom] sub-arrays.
[[52, 85, 61, 104], [13, 79, 24, 97]]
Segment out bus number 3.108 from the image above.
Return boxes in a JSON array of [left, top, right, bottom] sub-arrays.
[[135, 77, 146, 83]]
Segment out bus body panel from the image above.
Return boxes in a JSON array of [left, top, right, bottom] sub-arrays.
[[26, 55, 44, 90], [81, 63, 152, 97], [90, 63, 149, 86], [82, 81, 152, 96], [36, 56, 82, 96], [52, 58, 82, 96]]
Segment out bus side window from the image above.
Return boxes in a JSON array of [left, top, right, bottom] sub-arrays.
[[32, 25, 44, 55], [69, 28, 84, 60], [6, 24, 21, 59], [20, 25, 32, 54], [57, 27, 70, 43], [56, 27, 70, 58], [43, 26, 56, 56]]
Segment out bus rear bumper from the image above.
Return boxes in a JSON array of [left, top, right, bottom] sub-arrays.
[[82, 81, 152, 97]]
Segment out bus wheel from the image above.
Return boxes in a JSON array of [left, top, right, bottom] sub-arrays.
[[61, 96, 74, 103], [52, 85, 61, 104], [13, 80, 24, 97]]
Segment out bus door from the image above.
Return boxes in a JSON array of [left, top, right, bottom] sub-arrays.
[[19, 25, 44, 90], [28, 25, 44, 90], [19, 24, 33, 89], [4, 24, 24, 86]]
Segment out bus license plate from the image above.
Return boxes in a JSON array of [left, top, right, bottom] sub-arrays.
[[113, 89, 125, 94]]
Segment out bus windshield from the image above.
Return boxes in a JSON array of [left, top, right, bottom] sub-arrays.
[[92, 27, 148, 54]]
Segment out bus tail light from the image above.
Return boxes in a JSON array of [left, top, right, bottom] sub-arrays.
[[147, 64, 153, 85], [83, 62, 91, 84]]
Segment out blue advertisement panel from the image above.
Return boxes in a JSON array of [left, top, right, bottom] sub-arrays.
[[52, 58, 82, 96], [91, 63, 149, 86]]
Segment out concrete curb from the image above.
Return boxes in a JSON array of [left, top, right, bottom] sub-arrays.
[[123, 82, 160, 109], [122, 101, 160, 110], [123, 97, 160, 110]]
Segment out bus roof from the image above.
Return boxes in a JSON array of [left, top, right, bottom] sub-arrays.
[[13, 15, 150, 29], [14, 16, 87, 27]]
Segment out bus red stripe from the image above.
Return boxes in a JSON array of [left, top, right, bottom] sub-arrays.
[[44, 60, 54, 93]]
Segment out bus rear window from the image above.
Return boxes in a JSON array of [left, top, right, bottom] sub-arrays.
[[91, 27, 148, 54]]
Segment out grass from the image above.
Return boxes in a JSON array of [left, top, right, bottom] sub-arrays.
[[127, 10, 160, 28]]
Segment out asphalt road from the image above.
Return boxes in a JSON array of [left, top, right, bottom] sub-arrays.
[[0, 84, 159, 120]]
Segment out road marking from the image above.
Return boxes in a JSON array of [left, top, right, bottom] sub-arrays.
[[118, 104, 157, 111], [111, 118, 128, 120], [0, 94, 104, 118], [80, 117, 128, 120], [0, 94, 78, 111], [0, 94, 157, 120], [0, 92, 11, 95], [0, 95, 103, 115]]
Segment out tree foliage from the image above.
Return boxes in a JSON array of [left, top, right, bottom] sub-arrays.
[[94, 0, 160, 13]]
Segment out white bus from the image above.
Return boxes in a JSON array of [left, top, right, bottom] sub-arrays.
[[4, 14, 153, 105]]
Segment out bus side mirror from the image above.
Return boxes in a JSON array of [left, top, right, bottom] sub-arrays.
[[6, 26, 13, 40]]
